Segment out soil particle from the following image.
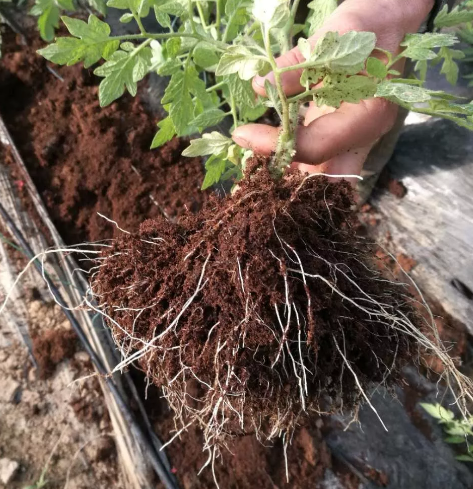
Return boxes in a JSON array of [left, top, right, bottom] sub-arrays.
[[32, 329, 78, 379], [0, 30, 208, 245], [95, 159, 420, 464]]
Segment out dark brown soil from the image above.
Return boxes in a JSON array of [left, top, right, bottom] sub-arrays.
[[32, 329, 77, 378], [95, 159, 419, 460], [0, 30, 208, 245]]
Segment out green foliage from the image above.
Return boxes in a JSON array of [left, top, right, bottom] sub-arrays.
[[38, 15, 119, 68], [30, 0, 107, 42], [306, 0, 337, 36], [435, 4, 473, 29], [38, 0, 473, 188], [421, 403, 473, 463]]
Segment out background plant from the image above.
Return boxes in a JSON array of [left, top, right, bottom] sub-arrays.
[[30, 0, 107, 41], [421, 403, 473, 463], [38, 0, 473, 189]]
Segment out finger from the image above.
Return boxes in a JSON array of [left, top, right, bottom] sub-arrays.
[[252, 0, 430, 98], [232, 124, 279, 155], [233, 98, 398, 165], [295, 98, 397, 165]]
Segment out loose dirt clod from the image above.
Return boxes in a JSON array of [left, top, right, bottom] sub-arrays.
[[93, 158, 454, 468]]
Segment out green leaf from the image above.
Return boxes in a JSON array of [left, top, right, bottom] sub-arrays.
[[37, 15, 120, 68], [445, 425, 473, 436], [376, 81, 432, 104], [456, 455, 473, 462], [225, 74, 258, 111], [182, 132, 233, 157], [87, 0, 107, 15], [420, 403, 455, 422], [30, 0, 61, 42], [107, 0, 150, 16], [302, 31, 376, 75], [434, 5, 473, 29], [224, 0, 252, 41], [438, 47, 465, 86], [216, 46, 271, 81], [253, 0, 290, 29], [314, 74, 377, 108], [151, 117, 176, 149], [264, 80, 282, 118], [166, 38, 181, 58], [201, 154, 227, 190], [444, 436, 467, 444], [162, 65, 211, 134], [306, 0, 337, 36], [400, 33, 458, 61], [192, 109, 227, 128], [366, 57, 387, 79], [120, 12, 134, 23], [94, 45, 152, 106], [193, 43, 220, 69]]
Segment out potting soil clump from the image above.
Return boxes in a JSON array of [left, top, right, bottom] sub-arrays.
[[94, 159, 421, 451]]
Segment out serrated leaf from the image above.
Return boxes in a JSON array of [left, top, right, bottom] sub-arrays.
[[224, 0, 252, 41], [94, 46, 152, 106], [30, 0, 63, 42], [37, 15, 119, 68], [400, 33, 458, 61], [151, 117, 176, 149], [434, 5, 473, 29], [303, 31, 376, 76], [182, 132, 232, 157], [201, 154, 227, 190], [253, 0, 290, 29], [366, 57, 387, 79], [162, 65, 211, 134], [438, 47, 465, 86], [314, 74, 377, 108], [376, 81, 432, 104], [420, 403, 455, 422], [306, 0, 337, 36], [225, 74, 257, 110], [264, 80, 282, 118], [192, 109, 227, 128], [216, 46, 271, 81]]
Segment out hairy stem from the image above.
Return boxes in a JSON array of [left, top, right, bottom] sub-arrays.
[[263, 27, 300, 177], [108, 32, 228, 50]]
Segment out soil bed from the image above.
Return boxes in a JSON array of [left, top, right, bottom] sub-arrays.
[[0, 29, 207, 245]]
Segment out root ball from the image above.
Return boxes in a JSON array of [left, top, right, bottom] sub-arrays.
[[93, 160, 421, 450]]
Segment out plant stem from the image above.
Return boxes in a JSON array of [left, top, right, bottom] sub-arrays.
[[187, 0, 197, 33], [216, 0, 223, 39], [131, 8, 147, 35], [196, 2, 208, 29], [206, 80, 226, 92], [109, 32, 228, 50], [230, 93, 238, 128], [263, 26, 299, 177]]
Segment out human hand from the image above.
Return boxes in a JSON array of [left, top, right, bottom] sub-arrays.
[[232, 0, 435, 181]]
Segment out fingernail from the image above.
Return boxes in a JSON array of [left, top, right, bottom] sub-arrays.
[[232, 132, 250, 149]]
